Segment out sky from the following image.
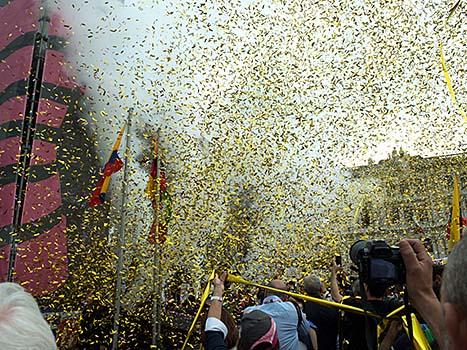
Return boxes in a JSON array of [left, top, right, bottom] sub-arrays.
[[42, 0, 466, 284], [47, 0, 466, 162]]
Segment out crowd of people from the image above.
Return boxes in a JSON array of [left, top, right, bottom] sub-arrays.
[[0, 237, 465, 349], [201, 238, 467, 350]]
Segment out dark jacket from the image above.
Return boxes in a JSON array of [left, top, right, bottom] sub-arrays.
[[206, 330, 227, 350]]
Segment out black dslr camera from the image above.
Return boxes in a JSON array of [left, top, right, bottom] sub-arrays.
[[349, 240, 405, 286]]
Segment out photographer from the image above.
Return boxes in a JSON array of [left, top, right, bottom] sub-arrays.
[[341, 279, 401, 349], [342, 240, 404, 350]]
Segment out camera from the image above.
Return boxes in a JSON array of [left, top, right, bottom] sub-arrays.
[[349, 240, 405, 286]]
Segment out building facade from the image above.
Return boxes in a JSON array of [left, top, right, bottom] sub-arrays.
[[349, 149, 467, 257]]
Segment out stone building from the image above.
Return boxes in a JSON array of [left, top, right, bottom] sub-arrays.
[[349, 149, 467, 257]]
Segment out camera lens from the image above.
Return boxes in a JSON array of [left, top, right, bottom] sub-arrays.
[[349, 240, 368, 264]]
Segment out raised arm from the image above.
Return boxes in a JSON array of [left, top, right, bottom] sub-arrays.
[[205, 272, 228, 350], [399, 239, 445, 349], [330, 261, 343, 303], [208, 272, 226, 320]]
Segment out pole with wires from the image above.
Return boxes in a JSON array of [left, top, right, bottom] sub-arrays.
[[111, 108, 133, 350], [150, 131, 162, 348]]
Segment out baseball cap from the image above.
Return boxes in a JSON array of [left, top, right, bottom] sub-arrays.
[[238, 310, 279, 350]]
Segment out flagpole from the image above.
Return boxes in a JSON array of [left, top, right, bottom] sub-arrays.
[[152, 233, 163, 348], [151, 131, 162, 347], [111, 109, 132, 350]]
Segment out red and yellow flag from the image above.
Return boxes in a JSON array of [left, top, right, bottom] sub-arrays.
[[146, 137, 171, 244], [448, 175, 462, 251]]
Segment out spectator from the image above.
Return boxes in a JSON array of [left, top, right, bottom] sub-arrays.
[[200, 307, 239, 349], [341, 280, 400, 349], [400, 238, 467, 350], [303, 272, 339, 350], [329, 263, 344, 303], [0, 282, 57, 350], [350, 278, 361, 298], [238, 310, 279, 350], [203, 272, 278, 350], [244, 279, 317, 350]]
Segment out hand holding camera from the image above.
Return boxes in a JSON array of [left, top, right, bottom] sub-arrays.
[[398, 239, 435, 305], [349, 238, 443, 346], [398, 239, 443, 345]]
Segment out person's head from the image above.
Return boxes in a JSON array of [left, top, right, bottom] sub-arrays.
[[351, 278, 361, 297], [441, 238, 467, 350], [238, 310, 279, 350], [423, 237, 433, 253], [0, 283, 57, 350], [264, 279, 288, 301], [200, 308, 239, 349], [286, 281, 296, 292], [364, 282, 388, 299], [303, 275, 323, 298]]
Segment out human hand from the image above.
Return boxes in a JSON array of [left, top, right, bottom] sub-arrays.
[[388, 319, 403, 334], [331, 260, 343, 276], [399, 239, 436, 307], [399, 239, 444, 346], [212, 271, 227, 297], [380, 320, 403, 350]]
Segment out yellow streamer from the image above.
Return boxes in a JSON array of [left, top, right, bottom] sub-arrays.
[[385, 304, 405, 318], [181, 270, 215, 350], [439, 43, 467, 122], [227, 274, 391, 318], [353, 198, 365, 224]]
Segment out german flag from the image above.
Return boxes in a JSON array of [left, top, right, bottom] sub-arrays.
[[146, 137, 171, 244]]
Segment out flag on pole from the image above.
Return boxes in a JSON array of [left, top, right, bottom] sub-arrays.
[[439, 43, 467, 123], [89, 125, 126, 206], [146, 137, 171, 244], [447, 175, 462, 251]]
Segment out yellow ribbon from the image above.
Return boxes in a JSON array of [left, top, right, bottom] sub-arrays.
[[449, 174, 462, 251], [181, 270, 215, 350], [439, 43, 467, 122], [377, 311, 431, 350], [227, 274, 387, 318]]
